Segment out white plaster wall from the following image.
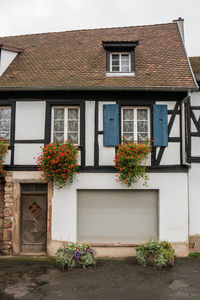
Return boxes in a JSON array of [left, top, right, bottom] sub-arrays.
[[191, 137, 200, 157], [85, 101, 95, 166], [0, 49, 18, 76], [98, 101, 116, 131], [52, 172, 188, 243], [15, 102, 46, 140], [98, 101, 116, 166], [190, 91, 200, 106], [190, 92, 200, 157], [189, 163, 200, 235], [169, 114, 180, 137], [14, 144, 43, 165], [191, 109, 200, 132], [98, 135, 115, 166], [159, 143, 180, 165], [156, 101, 176, 110]]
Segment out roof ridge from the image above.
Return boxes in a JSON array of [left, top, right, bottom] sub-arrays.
[[0, 22, 175, 39]]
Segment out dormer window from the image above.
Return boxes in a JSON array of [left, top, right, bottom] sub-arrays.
[[102, 41, 138, 77], [111, 53, 131, 72]]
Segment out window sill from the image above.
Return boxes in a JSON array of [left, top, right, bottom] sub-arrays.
[[106, 72, 135, 77]]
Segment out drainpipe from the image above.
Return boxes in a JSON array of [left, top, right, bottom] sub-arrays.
[[181, 95, 191, 167], [181, 94, 191, 249]]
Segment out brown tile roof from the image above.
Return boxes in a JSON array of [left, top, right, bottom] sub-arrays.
[[190, 57, 200, 81], [0, 22, 197, 90]]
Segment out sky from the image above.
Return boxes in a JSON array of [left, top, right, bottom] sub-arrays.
[[1, 0, 200, 56]]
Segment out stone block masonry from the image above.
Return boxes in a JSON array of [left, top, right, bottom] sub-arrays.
[[0, 172, 14, 255]]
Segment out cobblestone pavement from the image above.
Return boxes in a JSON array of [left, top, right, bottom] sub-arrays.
[[0, 257, 200, 299]]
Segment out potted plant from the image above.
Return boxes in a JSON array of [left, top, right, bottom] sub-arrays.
[[36, 140, 79, 188], [136, 240, 175, 268], [55, 242, 96, 270], [114, 142, 151, 187]]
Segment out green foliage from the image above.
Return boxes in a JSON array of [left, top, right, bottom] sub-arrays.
[[37, 141, 79, 188], [136, 240, 174, 268], [0, 139, 9, 178], [55, 242, 96, 270], [188, 252, 200, 257], [114, 142, 151, 187]]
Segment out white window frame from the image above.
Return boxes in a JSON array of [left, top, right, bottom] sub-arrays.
[[0, 106, 11, 141], [110, 52, 131, 73], [51, 106, 80, 146], [121, 106, 151, 143]]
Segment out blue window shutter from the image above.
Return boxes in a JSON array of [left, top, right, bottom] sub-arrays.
[[153, 104, 168, 147], [103, 104, 119, 146]]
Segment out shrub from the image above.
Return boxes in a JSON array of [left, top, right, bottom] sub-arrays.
[[114, 142, 151, 187], [0, 139, 9, 178], [37, 141, 79, 188], [188, 252, 200, 258], [136, 240, 174, 268], [55, 242, 96, 270]]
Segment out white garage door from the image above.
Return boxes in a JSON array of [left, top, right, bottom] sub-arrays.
[[77, 190, 158, 244]]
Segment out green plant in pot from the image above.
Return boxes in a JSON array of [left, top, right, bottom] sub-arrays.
[[55, 242, 96, 270], [136, 240, 175, 268]]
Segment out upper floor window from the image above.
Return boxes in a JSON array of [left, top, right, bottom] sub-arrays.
[[0, 107, 11, 141], [52, 106, 80, 145], [121, 107, 150, 143], [102, 41, 138, 77], [110, 53, 131, 72]]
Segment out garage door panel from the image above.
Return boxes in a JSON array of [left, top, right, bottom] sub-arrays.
[[78, 190, 158, 244]]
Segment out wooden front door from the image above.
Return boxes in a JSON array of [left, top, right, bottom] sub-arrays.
[[21, 184, 47, 253]]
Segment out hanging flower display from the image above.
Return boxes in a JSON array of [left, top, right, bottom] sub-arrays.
[[37, 141, 79, 188], [114, 142, 151, 187], [0, 139, 9, 178]]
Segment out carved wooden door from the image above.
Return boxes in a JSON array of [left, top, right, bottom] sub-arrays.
[[21, 184, 47, 253]]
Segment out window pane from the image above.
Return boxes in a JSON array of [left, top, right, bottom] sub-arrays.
[[68, 132, 78, 144], [54, 108, 64, 120], [0, 108, 11, 141], [54, 121, 64, 131], [123, 121, 133, 132], [121, 65, 129, 72], [68, 109, 78, 120], [112, 54, 119, 60], [68, 121, 78, 131], [137, 109, 148, 120], [137, 121, 148, 132], [123, 109, 133, 120], [0, 131, 10, 140], [111, 54, 119, 71], [54, 133, 64, 142], [137, 133, 148, 142], [0, 120, 10, 131], [123, 133, 134, 142], [112, 66, 120, 72], [0, 108, 11, 120], [121, 54, 130, 72]]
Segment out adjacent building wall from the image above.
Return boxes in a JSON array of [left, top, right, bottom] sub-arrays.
[[188, 90, 200, 252]]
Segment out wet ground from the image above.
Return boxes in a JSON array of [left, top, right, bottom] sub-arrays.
[[0, 257, 200, 300]]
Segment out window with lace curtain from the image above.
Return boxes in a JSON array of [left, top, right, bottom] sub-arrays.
[[52, 107, 80, 145]]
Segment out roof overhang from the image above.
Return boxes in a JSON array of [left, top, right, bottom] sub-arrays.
[[0, 43, 23, 53], [0, 85, 198, 92], [102, 41, 139, 49]]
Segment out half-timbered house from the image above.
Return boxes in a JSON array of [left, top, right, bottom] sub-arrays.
[[0, 18, 199, 257]]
